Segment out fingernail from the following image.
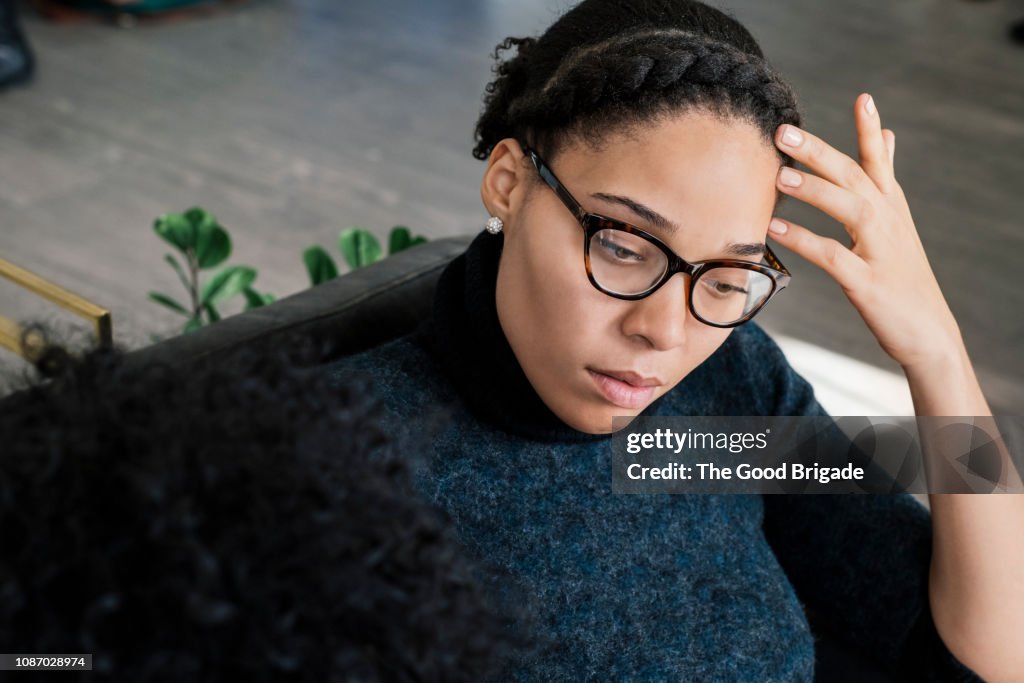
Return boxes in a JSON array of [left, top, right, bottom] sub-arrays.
[[769, 218, 788, 235], [778, 167, 802, 187], [780, 125, 803, 147], [864, 95, 876, 116]]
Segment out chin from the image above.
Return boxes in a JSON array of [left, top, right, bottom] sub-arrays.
[[575, 405, 641, 435]]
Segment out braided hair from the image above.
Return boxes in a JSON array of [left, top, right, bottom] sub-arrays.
[[473, 0, 801, 167]]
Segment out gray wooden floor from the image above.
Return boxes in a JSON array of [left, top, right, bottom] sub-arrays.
[[1, 0, 1022, 413]]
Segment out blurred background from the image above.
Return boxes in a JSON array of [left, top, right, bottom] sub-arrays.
[[1, 0, 1021, 413]]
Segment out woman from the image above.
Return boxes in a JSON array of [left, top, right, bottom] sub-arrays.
[[328, 0, 1023, 679]]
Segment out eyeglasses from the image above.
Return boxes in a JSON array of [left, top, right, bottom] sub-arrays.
[[520, 142, 792, 329]]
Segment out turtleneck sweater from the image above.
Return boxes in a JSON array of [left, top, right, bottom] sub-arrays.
[[325, 230, 981, 682], [414, 227, 660, 443]]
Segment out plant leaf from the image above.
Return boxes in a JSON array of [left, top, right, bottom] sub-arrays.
[[184, 207, 213, 230], [184, 318, 203, 334], [243, 287, 276, 311], [242, 287, 265, 310], [154, 212, 196, 253], [195, 219, 231, 269], [200, 265, 257, 306], [148, 290, 190, 316], [338, 227, 382, 269], [164, 253, 192, 293], [407, 235, 428, 248], [388, 226, 412, 254], [185, 207, 227, 267], [303, 246, 338, 286], [203, 302, 221, 323]]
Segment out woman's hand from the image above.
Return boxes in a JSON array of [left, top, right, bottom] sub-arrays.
[[767, 93, 964, 372], [767, 97, 1024, 682]]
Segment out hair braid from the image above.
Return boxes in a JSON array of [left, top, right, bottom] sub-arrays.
[[472, 3, 802, 164]]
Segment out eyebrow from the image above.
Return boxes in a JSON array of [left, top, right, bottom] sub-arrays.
[[724, 242, 767, 257], [591, 192, 678, 233], [590, 191, 767, 258]]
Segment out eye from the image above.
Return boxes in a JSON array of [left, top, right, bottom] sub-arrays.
[[597, 235, 645, 263], [701, 278, 749, 298]]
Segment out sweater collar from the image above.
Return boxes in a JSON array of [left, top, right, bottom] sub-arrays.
[[414, 230, 670, 443]]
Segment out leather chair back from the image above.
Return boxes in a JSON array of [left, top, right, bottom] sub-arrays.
[[121, 235, 473, 373]]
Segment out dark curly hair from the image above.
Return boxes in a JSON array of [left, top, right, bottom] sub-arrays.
[[473, 0, 802, 168], [0, 327, 527, 681]]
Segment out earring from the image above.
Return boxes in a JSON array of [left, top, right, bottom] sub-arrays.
[[485, 216, 503, 234]]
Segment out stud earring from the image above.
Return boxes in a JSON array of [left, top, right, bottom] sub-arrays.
[[485, 216, 503, 234]]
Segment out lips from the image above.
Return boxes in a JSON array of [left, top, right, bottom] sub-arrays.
[[587, 368, 662, 410], [591, 368, 663, 387]]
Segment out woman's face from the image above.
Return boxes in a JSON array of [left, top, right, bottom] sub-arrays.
[[482, 111, 782, 434]]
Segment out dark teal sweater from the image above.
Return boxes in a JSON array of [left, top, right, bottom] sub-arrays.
[[325, 232, 981, 682]]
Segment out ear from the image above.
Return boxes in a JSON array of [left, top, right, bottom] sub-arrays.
[[480, 138, 530, 222]]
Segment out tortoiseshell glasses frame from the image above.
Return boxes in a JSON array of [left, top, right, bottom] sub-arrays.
[[520, 141, 792, 328]]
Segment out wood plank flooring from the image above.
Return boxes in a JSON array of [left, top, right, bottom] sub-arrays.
[[1, 0, 1021, 413]]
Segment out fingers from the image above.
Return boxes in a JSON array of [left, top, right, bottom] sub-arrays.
[[774, 94, 899, 197], [854, 93, 897, 193], [767, 217, 869, 293], [775, 122, 877, 198], [776, 165, 873, 238], [882, 128, 896, 167]]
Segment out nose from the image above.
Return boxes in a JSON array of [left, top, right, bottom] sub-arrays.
[[620, 272, 690, 350]]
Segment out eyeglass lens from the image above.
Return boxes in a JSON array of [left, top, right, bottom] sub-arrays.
[[588, 228, 774, 325]]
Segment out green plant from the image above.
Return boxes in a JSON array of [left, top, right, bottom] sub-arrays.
[[148, 207, 275, 333], [303, 225, 428, 286]]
